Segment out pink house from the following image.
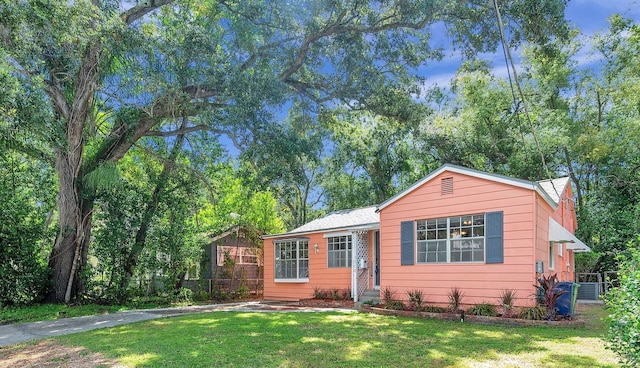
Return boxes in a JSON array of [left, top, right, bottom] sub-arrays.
[[262, 165, 590, 307]]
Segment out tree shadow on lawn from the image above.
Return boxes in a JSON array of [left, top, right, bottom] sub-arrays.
[[56, 311, 616, 368]]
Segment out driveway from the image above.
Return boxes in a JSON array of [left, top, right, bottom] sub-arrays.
[[0, 301, 355, 347]]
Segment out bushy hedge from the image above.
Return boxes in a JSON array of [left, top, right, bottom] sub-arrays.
[[0, 189, 49, 306], [606, 239, 640, 367]]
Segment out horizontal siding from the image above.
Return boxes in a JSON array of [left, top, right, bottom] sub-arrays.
[[263, 232, 357, 301], [379, 171, 537, 307]]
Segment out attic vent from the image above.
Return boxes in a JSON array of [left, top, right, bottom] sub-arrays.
[[441, 177, 453, 195]]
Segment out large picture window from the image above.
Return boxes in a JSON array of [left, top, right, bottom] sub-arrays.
[[416, 214, 485, 263], [327, 235, 352, 268], [275, 239, 309, 281]]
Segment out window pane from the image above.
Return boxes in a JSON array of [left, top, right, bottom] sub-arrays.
[[462, 251, 472, 262], [417, 213, 486, 264], [437, 251, 447, 262], [450, 250, 461, 262], [473, 249, 484, 262], [327, 236, 351, 268], [473, 215, 484, 225]]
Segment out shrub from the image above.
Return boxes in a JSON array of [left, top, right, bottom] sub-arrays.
[[406, 289, 425, 311], [173, 287, 193, 303], [312, 287, 350, 300], [381, 287, 397, 305], [312, 286, 325, 299], [468, 302, 497, 317], [518, 305, 547, 320], [341, 288, 351, 300], [0, 187, 50, 307], [331, 288, 341, 300], [498, 289, 517, 317], [605, 240, 640, 367], [447, 287, 465, 312], [385, 300, 406, 310], [422, 305, 446, 313], [534, 273, 567, 320]]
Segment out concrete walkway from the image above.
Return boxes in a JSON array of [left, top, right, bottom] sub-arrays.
[[0, 301, 355, 347]]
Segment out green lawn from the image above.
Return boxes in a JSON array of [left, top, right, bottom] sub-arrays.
[[55, 305, 618, 368], [0, 298, 181, 324]]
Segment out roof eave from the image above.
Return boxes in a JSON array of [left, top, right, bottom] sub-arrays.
[[261, 222, 380, 240], [378, 164, 553, 212]]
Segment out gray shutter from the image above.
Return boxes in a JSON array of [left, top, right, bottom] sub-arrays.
[[485, 211, 504, 264], [400, 221, 414, 265]]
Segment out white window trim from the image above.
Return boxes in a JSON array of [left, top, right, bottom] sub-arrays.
[[558, 242, 563, 257], [274, 239, 309, 282], [323, 231, 352, 238], [327, 234, 352, 268], [275, 278, 310, 283], [416, 214, 486, 264], [549, 242, 555, 270]]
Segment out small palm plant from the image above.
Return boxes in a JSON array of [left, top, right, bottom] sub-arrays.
[[498, 289, 517, 317], [381, 286, 397, 305], [447, 287, 465, 312], [407, 289, 425, 311]]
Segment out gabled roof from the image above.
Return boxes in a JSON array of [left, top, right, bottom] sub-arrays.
[[262, 205, 379, 239], [537, 177, 570, 204], [377, 164, 568, 212]]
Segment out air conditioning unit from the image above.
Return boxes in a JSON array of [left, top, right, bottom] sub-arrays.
[[577, 282, 599, 300]]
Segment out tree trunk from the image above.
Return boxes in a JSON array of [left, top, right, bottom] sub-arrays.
[[119, 120, 188, 294], [48, 150, 90, 303]]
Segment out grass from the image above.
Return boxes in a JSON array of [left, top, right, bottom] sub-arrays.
[[0, 298, 176, 325], [53, 305, 618, 368]]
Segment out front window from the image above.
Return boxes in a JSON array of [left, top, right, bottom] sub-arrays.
[[275, 239, 309, 281], [417, 214, 485, 263], [328, 235, 352, 268]]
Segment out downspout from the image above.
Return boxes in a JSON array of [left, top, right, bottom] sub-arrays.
[[534, 192, 539, 281], [351, 231, 358, 302]]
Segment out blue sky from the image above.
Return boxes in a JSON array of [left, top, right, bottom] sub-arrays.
[[218, 1, 640, 158], [421, 0, 640, 89]]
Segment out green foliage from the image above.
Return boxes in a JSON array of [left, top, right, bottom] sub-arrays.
[[381, 287, 397, 305], [498, 289, 518, 317], [534, 273, 567, 320], [447, 287, 465, 312], [406, 289, 425, 311], [421, 305, 447, 313], [385, 300, 406, 311], [172, 288, 194, 303], [311, 288, 351, 301], [0, 163, 51, 306], [468, 302, 498, 317], [518, 305, 548, 320], [605, 240, 640, 367]]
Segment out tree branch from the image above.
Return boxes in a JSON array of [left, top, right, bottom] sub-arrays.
[[145, 124, 210, 137], [1, 137, 55, 165], [120, 0, 176, 25], [279, 10, 434, 82]]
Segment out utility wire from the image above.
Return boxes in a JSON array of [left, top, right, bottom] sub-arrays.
[[492, 0, 559, 195]]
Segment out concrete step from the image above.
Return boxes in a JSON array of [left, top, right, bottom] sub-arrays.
[[357, 289, 381, 307]]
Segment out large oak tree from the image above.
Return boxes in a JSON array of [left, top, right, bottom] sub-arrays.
[[0, 0, 569, 302]]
